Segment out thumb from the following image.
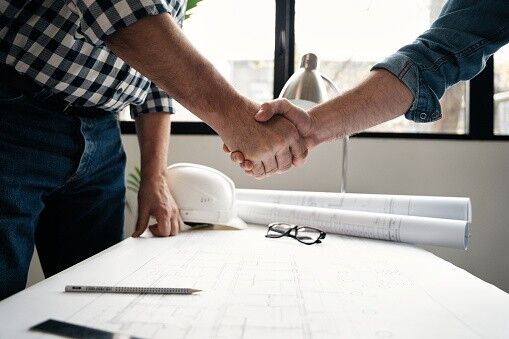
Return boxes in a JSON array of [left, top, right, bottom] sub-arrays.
[[133, 207, 150, 237], [256, 99, 311, 136], [254, 102, 277, 122]]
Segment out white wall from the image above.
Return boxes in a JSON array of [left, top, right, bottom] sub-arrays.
[[28, 135, 509, 293], [349, 138, 509, 292]]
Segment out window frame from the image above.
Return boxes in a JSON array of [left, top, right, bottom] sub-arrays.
[[120, 0, 509, 141]]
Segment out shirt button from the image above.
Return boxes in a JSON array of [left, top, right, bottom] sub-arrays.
[[116, 87, 123, 95], [419, 113, 427, 120]]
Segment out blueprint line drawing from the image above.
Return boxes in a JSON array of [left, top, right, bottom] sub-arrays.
[[55, 226, 486, 339]]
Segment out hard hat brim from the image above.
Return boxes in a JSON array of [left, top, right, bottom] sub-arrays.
[[180, 217, 247, 231], [218, 217, 247, 230]]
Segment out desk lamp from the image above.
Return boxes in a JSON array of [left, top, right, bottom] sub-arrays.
[[279, 53, 347, 192]]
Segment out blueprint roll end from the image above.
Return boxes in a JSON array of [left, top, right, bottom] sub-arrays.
[[464, 222, 471, 250]]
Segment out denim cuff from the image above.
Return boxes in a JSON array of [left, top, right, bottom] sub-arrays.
[[371, 53, 442, 123]]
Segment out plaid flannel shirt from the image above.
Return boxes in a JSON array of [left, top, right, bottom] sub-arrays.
[[0, 0, 186, 118]]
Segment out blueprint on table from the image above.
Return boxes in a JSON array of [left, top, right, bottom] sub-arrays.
[[54, 227, 495, 338]]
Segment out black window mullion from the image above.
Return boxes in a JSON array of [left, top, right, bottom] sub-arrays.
[[468, 56, 494, 138], [273, 0, 295, 98]]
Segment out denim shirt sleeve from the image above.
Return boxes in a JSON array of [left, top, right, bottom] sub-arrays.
[[372, 0, 509, 123]]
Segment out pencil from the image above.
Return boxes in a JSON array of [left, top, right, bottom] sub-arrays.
[[65, 285, 201, 295]]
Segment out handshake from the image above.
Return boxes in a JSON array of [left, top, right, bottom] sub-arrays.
[[218, 98, 325, 179]]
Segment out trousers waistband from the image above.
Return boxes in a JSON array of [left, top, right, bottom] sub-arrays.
[[0, 64, 113, 118]]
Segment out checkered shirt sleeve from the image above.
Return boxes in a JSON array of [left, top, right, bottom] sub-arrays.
[[71, 0, 176, 46], [131, 82, 174, 117], [129, 0, 186, 117], [73, 0, 186, 115]]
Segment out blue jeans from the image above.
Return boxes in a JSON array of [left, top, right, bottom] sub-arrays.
[[0, 84, 126, 300]]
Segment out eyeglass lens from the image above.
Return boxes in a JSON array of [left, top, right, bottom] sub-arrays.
[[295, 227, 323, 244], [266, 223, 293, 238]]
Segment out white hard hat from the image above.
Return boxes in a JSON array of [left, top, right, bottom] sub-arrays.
[[167, 163, 247, 230]]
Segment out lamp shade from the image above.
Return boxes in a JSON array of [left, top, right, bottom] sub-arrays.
[[279, 53, 338, 109]]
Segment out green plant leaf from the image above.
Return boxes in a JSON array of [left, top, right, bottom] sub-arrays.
[[127, 176, 139, 186], [125, 166, 142, 215], [127, 179, 140, 190], [128, 173, 140, 184], [127, 186, 140, 194], [126, 167, 141, 193], [185, 0, 203, 19]]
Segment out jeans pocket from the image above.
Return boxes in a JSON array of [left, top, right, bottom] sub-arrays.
[[0, 84, 25, 103]]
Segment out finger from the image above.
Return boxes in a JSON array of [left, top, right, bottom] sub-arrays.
[[173, 205, 188, 232], [263, 156, 278, 176], [304, 135, 320, 150], [240, 160, 254, 171], [251, 162, 266, 179], [177, 216, 185, 232], [170, 216, 179, 236], [290, 140, 309, 167], [154, 211, 172, 237], [149, 224, 165, 237], [255, 99, 311, 136], [171, 208, 181, 235], [223, 144, 230, 153], [230, 151, 245, 164], [275, 148, 293, 174], [133, 207, 151, 237], [242, 166, 254, 176]]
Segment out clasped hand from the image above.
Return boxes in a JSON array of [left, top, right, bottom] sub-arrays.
[[221, 99, 317, 178]]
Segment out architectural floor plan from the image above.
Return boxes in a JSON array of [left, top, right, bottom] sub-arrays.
[[1, 226, 508, 338]]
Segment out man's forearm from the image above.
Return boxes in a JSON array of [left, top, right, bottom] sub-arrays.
[[135, 112, 171, 178], [308, 70, 414, 145], [107, 14, 246, 134], [108, 12, 309, 175], [133, 112, 184, 238]]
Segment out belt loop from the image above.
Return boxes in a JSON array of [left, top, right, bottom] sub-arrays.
[[62, 101, 72, 113]]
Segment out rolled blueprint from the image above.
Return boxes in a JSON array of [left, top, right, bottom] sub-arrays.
[[236, 189, 471, 222], [237, 201, 470, 249]]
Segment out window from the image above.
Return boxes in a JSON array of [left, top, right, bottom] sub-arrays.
[[294, 0, 467, 134], [120, 0, 275, 123], [119, 0, 506, 141], [173, 0, 275, 121], [495, 45, 509, 135]]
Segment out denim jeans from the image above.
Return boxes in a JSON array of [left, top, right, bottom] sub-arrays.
[[0, 84, 126, 300]]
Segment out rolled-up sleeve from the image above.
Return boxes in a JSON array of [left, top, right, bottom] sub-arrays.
[[131, 82, 174, 117], [372, 0, 509, 123], [71, 0, 185, 46]]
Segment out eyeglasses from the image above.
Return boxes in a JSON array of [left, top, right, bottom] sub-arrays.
[[265, 222, 326, 245]]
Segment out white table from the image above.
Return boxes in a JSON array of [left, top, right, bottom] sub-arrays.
[[1, 225, 508, 338]]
